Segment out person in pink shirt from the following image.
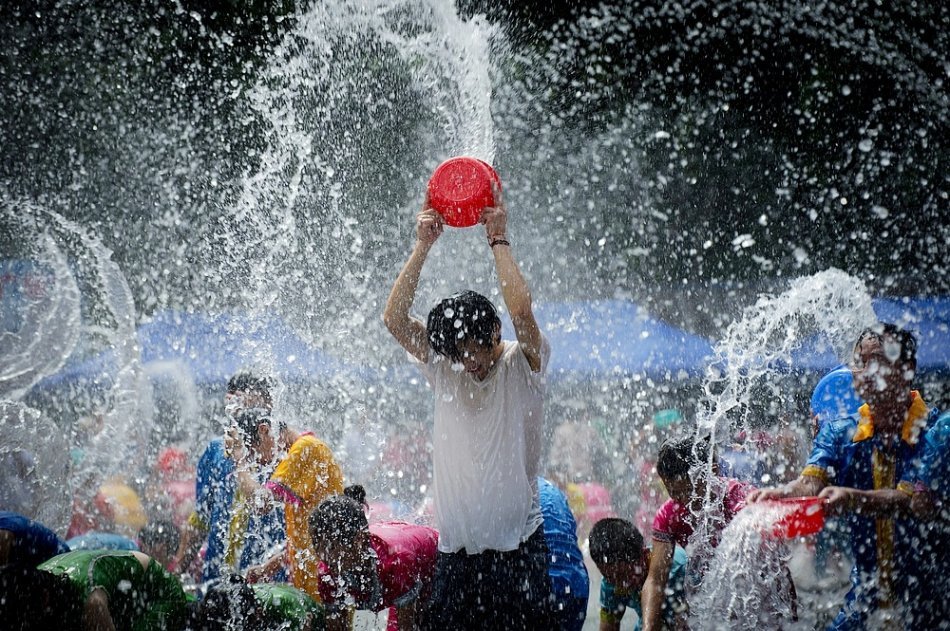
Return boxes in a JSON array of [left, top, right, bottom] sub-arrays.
[[640, 436, 755, 631], [309, 485, 439, 631]]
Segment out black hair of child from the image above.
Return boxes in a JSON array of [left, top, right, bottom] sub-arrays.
[[854, 322, 917, 364], [309, 485, 368, 544], [227, 370, 274, 407], [139, 519, 180, 553], [589, 518, 644, 566]]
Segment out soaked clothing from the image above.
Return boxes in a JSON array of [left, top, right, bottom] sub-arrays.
[[652, 478, 753, 550], [189, 438, 285, 582], [599, 546, 688, 630], [903, 410, 950, 626], [39, 550, 191, 631], [801, 391, 938, 630], [318, 522, 438, 630], [421, 525, 555, 631], [416, 338, 550, 554], [538, 478, 589, 631], [250, 583, 325, 628], [0, 510, 69, 565], [265, 432, 344, 599]]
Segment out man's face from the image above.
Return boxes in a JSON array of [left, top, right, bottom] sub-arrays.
[[598, 556, 648, 591], [851, 336, 913, 408], [458, 338, 499, 381], [663, 475, 705, 514]]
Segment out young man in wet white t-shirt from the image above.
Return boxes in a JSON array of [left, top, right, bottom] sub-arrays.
[[384, 183, 555, 630]]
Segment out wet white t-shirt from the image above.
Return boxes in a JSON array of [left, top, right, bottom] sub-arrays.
[[417, 337, 550, 554]]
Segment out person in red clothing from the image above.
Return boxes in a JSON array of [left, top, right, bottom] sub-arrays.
[[309, 485, 439, 631], [640, 435, 756, 631]]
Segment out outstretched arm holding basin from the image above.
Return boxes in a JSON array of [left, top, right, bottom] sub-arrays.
[[383, 193, 442, 364]]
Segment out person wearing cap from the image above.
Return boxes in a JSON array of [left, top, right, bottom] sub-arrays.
[[173, 371, 286, 582], [234, 408, 344, 601], [383, 182, 555, 629], [0, 510, 69, 566], [748, 324, 941, 629]]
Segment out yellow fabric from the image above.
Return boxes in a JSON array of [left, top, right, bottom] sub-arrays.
[[801, 465, 829, 484], [224, 488, 251, 568], [872, 448, 897, 608], [187, 510, 208, 533], [270, 434, 343, 600], [851, 391, 928, 445], [852, 391, 929, 609], [566, 483, 587, 519], [98, 479, 148, 536]]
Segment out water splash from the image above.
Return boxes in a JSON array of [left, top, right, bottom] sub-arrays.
[[689, 501, 797, 630], [698, 268, 878, 441]]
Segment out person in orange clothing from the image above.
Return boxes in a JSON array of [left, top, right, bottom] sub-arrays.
[[233, 408, 344, 600]]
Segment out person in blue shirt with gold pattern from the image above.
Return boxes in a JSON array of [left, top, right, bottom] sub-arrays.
[[749, 323, 941, 629]]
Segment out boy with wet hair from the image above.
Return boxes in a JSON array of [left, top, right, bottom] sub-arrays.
[[589, 517, 688, 631], [640, 435, 759, 631], [384, 182, 554, 629], [173, 370, 284, 582], [233, 408, 344, 601], [138, 519, 180, 571]]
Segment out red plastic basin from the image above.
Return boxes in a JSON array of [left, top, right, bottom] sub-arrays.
[[767, 496, 826, 538], [427, 156, 501, 228]]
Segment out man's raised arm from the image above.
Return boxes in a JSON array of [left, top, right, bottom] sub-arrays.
[[480, 182, 543, 372], [383, 194, 443, 364]]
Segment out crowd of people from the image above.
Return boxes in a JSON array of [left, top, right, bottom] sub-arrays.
[[2, 183, 948, 630]]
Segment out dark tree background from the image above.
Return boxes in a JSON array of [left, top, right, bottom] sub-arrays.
[[1, 0, 946, 338]]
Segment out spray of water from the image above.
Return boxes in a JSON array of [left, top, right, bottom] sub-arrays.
[[689, 502, 797, 630], [683, 268, 879, 624]]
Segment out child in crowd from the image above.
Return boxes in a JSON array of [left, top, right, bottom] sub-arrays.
[[639, 435, 756, 631], [139, 519, 181, 571], [308, 485, 439, 631], [590, 517, 688, 631]]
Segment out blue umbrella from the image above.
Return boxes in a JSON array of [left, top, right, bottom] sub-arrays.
[[502, 300, 715, 381]]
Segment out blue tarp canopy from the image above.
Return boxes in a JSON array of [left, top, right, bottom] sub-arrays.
[[31, 311, 363, 392], [790, 298, 950, 372], [501, 300, 715, 381], [137, 311, 362, 384]]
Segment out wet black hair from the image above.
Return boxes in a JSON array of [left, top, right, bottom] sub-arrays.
[[656, 435, 712, 481], [188, 574, 263, 631], [0, 564, 83, 630], [139, 519, 180, 553], [309, 484, 369, 545], [426, 290, 501, 362], [227, 370, 274, 408], [854, 323, 917, 365], [589, 518, 644, 566]]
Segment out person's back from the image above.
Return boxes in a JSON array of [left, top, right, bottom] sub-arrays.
[[538, 478, 589, 631], [367, 521, 440, 609], [39, 549, 191, 631]]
